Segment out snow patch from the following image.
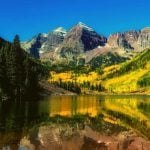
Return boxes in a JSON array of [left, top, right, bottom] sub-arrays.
[[77, 22, 94, 31], [42, 33, 48, 38], [39, 50, 45, 54], [53, 27, 67, 35]]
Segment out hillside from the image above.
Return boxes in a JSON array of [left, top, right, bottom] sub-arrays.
[[103, 49, 150, 93], [48, 49, 150, 94]]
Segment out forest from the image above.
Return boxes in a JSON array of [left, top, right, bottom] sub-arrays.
[[0, 36, 48, 99]]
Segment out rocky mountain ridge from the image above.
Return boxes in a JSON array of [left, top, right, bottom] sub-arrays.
[[22, 27, 67, 58], [21, 23, 150, 63]]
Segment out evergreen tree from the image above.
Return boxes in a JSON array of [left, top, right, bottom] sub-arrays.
[[0, 36, 48, 99], [6, 35, 24, 96], [0, 47, 7, 95]]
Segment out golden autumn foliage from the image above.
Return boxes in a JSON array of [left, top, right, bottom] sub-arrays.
[[48, 49, 150, 94], [49, 71, 101, 85]]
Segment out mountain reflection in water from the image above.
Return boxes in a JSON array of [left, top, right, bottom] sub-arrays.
[[0, 95, 150, 149]]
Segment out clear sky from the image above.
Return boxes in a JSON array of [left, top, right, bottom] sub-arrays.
[[0, 0, 150, 41]]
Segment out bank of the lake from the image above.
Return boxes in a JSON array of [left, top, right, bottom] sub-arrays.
[[40, 80, 150, 96]]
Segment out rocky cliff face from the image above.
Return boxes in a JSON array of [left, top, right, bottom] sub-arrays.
[[138, 27, 150, 50], [43, 27, 67, 52], [52, 22, 107, 62], [21, 27, 67, 58], [22, 24, 150, 63], [22, 33, 47, 58], [108, 28, 150, 52], [108, 30, 139, 50], [60, 22, 107, 53], [30, 33, 48, 58], [40, 22, 107, 63]]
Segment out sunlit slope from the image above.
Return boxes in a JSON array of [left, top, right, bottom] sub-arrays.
[[50, 71, 100, 84], [104, 49, 150, 93], [48, 49, 150, 94]]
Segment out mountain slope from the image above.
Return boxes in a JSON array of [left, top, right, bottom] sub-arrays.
[[22, 23, 150, 67], [89, 52, 127, 69], [48, 49, 150, 94], [108, 27, 150, 52], [40, 22, 107, 64], [22, 27, 67, 58], [103, 49, 150, 93], [59, 22, 107, 54]]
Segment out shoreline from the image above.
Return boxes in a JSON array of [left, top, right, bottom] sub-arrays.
[[40, 81, 150, 96], [40, 80, 150, 96]]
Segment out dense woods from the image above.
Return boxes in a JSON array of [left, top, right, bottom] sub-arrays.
[[0, 36, 48, 99]]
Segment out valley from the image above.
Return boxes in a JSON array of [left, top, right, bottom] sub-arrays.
[[20, 22, 150, 95], [1, 0, 150, 149]]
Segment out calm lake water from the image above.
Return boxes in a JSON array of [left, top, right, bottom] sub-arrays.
[[0, 95, 150, 149]]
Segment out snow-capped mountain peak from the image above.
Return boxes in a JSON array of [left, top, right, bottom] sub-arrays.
[[41, 33, 48, 38], [53, 27, 67, 35], [77, 22, 94, 31]]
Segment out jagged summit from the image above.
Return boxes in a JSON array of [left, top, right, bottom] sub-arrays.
[[22, 23, 150, 63], [53, 27, 67, 34], [41, 33, 48, 38], [141, 27, 150, 32], [75, 22, 94, 31]]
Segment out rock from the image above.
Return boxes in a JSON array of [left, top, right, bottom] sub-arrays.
[[21, 27, 67, 58], [22, 24, 150, 65], [108, 30, 139, 50], [42, 27, 67, 52], [60, 22, 106, 54], [138, 27, 150, 50], [108, 28, 150, 52]]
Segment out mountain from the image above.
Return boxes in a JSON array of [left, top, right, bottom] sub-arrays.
[[40, 22, 107, 63], [22, 23, 150, 65], [108, 27, 150, 52], [138, 27, 150, 50], [58, 22, 107, 54], [21, 27, 67, 58], [108, 30, 140, 50], [42, 27, 67, 53], [22, 33, 47, 58]]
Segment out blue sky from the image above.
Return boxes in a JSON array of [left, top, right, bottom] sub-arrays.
[[0, 0, 150, 41]]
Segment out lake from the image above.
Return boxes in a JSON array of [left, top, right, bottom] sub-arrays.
[[0, 95, 150, 149]]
